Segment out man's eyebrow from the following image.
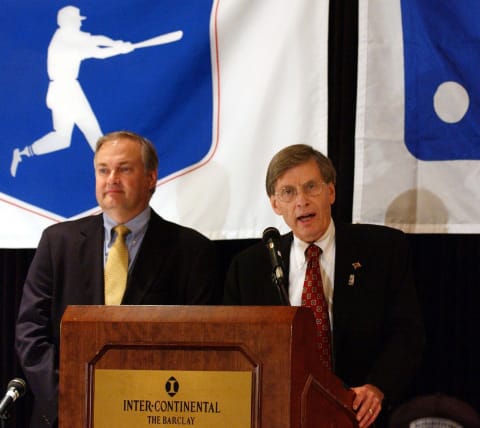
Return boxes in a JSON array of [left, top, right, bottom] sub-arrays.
[[96, 160, 133, 166]]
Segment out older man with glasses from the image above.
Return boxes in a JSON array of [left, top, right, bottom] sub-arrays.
[[224, 144, 425, 428]]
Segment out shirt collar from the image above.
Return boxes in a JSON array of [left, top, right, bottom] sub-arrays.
[[292, 218, 335, 267], [103, 207, 151, 242]]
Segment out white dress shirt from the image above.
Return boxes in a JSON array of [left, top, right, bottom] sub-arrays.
[[288, 219, 336, 327]]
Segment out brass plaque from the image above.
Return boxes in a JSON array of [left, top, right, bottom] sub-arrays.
[[93, 369, 252, 427]]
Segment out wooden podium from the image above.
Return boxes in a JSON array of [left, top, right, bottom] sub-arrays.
[[59, 305, 358, 427]]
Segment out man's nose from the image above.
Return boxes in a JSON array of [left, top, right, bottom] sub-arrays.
[[107, 169, 120, 182], [294, 187, 309, 204]]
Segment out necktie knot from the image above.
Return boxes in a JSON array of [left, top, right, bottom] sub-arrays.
[[114, 224, 130, 239], [306, 244, 321, 261]]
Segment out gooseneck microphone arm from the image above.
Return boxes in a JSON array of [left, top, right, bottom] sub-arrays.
[[262, 227, 291, 306]]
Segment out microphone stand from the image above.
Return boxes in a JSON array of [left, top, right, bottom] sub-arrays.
[[271, 272, 291, 306], [0, 410, 9, 428]]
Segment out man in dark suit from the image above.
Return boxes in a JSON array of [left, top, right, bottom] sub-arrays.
[[15, 130, 219, 427], [224, 144, 424, 428]]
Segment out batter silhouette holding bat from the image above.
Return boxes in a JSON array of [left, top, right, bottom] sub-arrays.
[[10, 5, 183, 177]]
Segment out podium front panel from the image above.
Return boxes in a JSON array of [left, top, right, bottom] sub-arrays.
[[59, 305, 356, 428]]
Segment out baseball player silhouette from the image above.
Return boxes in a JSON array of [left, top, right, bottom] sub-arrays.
[[11, 5, 133, 177]]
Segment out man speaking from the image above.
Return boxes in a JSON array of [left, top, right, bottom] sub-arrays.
[[224, 144, 425, 427]]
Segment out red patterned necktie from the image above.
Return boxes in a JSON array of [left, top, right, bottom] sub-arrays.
[[302, 244, 332, 369]]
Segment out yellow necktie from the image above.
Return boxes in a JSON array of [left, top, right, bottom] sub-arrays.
[[104, 225, 130, 305]]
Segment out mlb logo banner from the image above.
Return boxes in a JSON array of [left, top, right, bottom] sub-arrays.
[[401, 0, 480, 161], [1, 0, 214, 218], [1, 0, 330, 247], [354, 0, 480, 233]]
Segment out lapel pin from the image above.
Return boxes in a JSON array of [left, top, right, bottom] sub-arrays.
[[348, 262, 362, 286]]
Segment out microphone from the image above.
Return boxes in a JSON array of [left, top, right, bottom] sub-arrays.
[[262, 227, 290, 305], [0, 378, 26, 418]]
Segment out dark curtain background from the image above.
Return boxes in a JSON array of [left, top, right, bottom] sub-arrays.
[[1, 2, 479, 426]]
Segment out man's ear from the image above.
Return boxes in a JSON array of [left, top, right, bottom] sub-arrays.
[[147, 170, 158, 192], [327, 182, 336, 205], [269, 195, 282, 215]]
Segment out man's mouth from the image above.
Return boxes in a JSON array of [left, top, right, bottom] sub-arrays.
[[105, 189, 123, 196], [297, 213, 315, 222]]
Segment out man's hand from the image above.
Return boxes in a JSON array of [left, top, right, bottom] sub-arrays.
[[351, 384, 384, 428]]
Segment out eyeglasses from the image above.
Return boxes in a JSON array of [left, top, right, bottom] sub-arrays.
[[275, 180, 326, 203]]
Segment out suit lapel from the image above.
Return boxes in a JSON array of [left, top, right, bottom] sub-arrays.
[[333, 224, 358, 295], [332, 223, 363, 354], [77, 215, 105, 304], [122, 212, 166, 304], [280, 232, 294, 291]]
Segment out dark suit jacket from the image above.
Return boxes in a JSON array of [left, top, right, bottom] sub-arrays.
[[224, 222, 424, 407], [15, 210, 219, 427]]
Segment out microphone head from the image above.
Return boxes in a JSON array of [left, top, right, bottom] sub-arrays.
[[262, 227, 280, 244], [7, 378, 26, 397]]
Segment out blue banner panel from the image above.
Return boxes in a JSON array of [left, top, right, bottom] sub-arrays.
[[401, 0, 480, 160], [1, 1, 213, 217]]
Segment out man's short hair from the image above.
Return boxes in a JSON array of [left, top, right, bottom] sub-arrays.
[[265, 144, 336, 196], [95, 130, 159, 174]]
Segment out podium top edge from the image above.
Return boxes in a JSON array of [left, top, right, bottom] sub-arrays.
[[61, 305, 313, 325]]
